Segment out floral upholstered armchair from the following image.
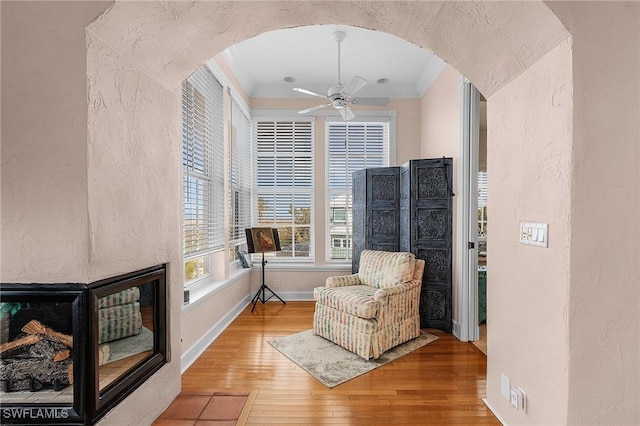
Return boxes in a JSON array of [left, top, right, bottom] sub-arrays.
[[313, 250, 425, 360]]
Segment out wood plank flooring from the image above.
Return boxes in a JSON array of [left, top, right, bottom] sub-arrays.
[[180, 301, 498, 425]]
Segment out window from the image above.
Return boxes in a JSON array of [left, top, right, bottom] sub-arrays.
[[228, 97, 252, 263], [327, 121, 389, 261], [329, 207, 347, 223], [254, 120, 313, 260], [477, 171, 488, 252], [181, 66, 224, 285]]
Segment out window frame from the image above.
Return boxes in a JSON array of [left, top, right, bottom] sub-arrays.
[[181, 66, 225, 287], [325, 117, 391, 263], [227, 94, 253, 266], [252, 117, 315, 263]]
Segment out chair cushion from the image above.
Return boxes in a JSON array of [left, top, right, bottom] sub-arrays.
[[313, 285, 378, 319], [358, 250, 416, 289]]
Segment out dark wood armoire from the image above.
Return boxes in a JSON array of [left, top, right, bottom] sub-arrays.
[[352, 158, 453, 332]]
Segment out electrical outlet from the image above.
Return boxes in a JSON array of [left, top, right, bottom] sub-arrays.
[[510, 388, 520, 409], [510, 387, 527, 411]]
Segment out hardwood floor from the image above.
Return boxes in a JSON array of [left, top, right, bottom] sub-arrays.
[[473, 323, 488, 355], [180, 301, 498, 425]]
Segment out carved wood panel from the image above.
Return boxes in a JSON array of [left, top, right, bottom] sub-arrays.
[[353, 159, 453, 332]]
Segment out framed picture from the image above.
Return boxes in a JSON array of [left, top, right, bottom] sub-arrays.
[[245, 227, 281, 253], [237, 250, 251, 268]]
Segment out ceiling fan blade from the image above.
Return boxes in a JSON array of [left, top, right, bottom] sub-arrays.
[[293, 87, 328, 99], [350, 97, 390, 107], [298, 103, 332, 114], [340, 106, 355, 121], [341, 76, 367, 98]]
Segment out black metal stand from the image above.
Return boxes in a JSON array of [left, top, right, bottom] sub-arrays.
[[250, 252, 286, 312]]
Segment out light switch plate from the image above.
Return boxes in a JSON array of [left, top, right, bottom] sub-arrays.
[[519, 222, 548, 247]]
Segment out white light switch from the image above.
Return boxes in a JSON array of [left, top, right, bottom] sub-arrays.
[[519, 222, 548, 247]]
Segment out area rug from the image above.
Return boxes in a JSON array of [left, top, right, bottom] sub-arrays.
[[268, 330, 438, 388]]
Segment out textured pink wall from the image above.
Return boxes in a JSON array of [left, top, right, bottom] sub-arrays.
[[549, 3, 640, 423], [487, 39, 574, 425], [1, 2, 110, 282]]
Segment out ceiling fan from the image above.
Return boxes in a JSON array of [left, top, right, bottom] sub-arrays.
[[294, 31, 390, 121]]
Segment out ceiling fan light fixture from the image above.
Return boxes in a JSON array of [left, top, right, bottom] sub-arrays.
[[293, 30, 389, 121]]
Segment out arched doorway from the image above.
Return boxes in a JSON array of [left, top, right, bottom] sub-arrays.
[[86, 2, 572, 424]]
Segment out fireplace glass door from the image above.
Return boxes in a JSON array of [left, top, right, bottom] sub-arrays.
[[96, 280, 156, 391], [0, 285, 87, 424], [0, 265, 167, 425], [90, 265, 167, 420]]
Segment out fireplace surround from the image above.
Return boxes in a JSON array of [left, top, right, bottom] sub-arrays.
[[0, 264, 167, 425]]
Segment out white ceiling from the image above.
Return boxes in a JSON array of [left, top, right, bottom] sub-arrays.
[[221, 25, 447, 99]]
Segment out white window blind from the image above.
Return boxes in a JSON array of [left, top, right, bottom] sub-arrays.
[[182, 66, 225, 279], [478, 171, 488, 239], [255, 120, 313, 259], [327, 121, 389, 260], [228, 96, 252, 260]]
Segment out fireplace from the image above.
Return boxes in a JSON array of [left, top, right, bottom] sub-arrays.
[[0, 264, 167, 425]]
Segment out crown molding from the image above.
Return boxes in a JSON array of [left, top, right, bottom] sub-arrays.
[[416, 56, 447, 96], [221, 46, 255, 95]]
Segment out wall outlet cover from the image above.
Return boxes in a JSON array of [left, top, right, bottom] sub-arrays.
[[501, 372, 511, 401], [517, 386, 527, 412], [510, 388, 519, 409]]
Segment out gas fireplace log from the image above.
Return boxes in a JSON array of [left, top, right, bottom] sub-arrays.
[[1, 334, 67, 361], [21, 319, 73, 348], [26, 337, 67, 360], [54, 349, 70, 362], [0, 357, 73, 391], [0, 334, 42, 356]]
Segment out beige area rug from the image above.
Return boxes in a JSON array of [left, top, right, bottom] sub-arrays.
[[268, 330, 438, 388]]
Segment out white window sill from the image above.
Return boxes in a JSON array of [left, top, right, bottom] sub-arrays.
[[258, 263, 352, 272], [181, 263, 352, 314], [182, 267, 251, 314]]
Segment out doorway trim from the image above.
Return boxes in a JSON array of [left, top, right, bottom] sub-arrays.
[[455, 77, 480, 342]]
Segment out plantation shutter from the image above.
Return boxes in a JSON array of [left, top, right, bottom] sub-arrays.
[[327, 121, 389, 260], [182, 66, 225, 259]]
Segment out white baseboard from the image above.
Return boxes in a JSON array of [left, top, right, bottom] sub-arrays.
[[483, 398, 508, 425], [180, 291, 315, 373], [180, 294, 251, 373], [452, 319, 463, 340], [275, 291, 313, 301]]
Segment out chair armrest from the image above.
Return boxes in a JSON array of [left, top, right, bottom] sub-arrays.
[[374, 279, 421, 301], [325, 274, 362, 288]]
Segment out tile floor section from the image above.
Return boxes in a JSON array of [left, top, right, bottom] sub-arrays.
[[153, 392, 250, 426]]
